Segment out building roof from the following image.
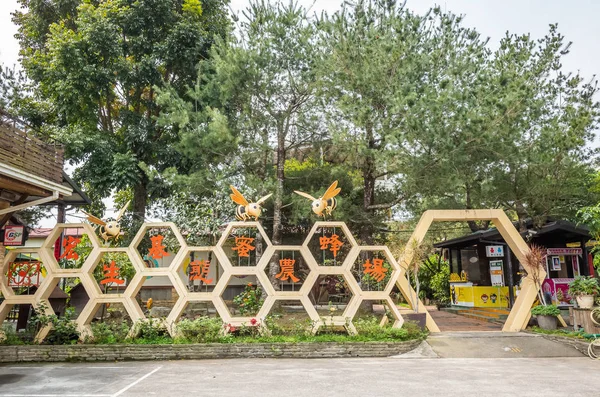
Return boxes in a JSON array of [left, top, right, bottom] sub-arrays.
[[28, 227, 83, 238], [434, 219, 591, 249]]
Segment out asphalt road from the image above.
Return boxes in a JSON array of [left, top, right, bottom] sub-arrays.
[[0, 356, 599, 397], [0, 332, 597, 397]]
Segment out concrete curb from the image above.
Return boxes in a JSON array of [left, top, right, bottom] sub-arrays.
[[534, 334, 590, 356], [0, 340, 423, 363]]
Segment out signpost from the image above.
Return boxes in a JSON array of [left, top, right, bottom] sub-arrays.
[[486, 245, 504, 257], [489, 260, 504, 286], [3, 225, 25, 246]]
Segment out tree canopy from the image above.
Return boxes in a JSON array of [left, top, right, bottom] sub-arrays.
[[13, 0, 230, 220], [6, 0, 599, 243]]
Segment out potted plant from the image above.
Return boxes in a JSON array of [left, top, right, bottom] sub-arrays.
[[568, 276, 600, 309], [531, 304, 561, 330]]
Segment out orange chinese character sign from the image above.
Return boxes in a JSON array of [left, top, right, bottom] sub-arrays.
[[276, 259, 300, 282], [319, 234, 344, 257], [100, 260, 124, 285], [148, 235, 169, 260], [59, 236, 81, 260], [189, 259, 213, 283], [7, 262, 42, 287], [232, 237, 255, 258], [363, 258, 388, 282]]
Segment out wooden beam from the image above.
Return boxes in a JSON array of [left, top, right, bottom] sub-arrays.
[[0, 174, 51, 197], [0, 194, 28, 227]]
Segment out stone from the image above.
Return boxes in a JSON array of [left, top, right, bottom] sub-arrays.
[[150, 307, 172, 318]]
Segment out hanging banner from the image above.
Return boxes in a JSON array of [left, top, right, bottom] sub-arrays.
[[489, 260, 504, 286], [547, 248, 582, 256]]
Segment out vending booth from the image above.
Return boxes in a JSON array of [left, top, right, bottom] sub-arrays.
[[541, 247, 583, 306], [436, 219, 592, 310]]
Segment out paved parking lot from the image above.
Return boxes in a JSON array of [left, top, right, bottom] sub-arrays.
[[1, 356, 599, 397]]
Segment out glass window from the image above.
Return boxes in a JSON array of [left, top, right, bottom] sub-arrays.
[[460, 248, 481, 284]]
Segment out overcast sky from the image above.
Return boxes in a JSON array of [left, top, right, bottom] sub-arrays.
[[2, 0, 600, 79], [1, 0, 599, 224]]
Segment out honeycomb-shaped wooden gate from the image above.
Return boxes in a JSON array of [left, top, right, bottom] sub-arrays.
[[0, 210, 539, 342]]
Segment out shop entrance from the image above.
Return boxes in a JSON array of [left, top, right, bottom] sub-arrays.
[[434, 219, 593, 332]]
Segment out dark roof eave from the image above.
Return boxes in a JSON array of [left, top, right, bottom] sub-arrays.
[[434, 220, 591, 249]]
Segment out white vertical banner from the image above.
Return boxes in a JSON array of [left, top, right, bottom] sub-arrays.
[[489, 260, 504, 286]]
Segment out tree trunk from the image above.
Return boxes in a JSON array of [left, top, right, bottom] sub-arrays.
[[465, 183, 490, 232], [133, 176, 148, 221], [269, 131, 286, 290], [360, 123, 376, 245], [515, 201, 527, 232]]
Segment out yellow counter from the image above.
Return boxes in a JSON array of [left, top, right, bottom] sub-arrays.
[[450, 282, 515, 308]]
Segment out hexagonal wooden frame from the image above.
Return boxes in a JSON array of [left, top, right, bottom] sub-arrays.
[[130, 222, 187, 272], [258, 245, 318, 297], [216, 221, 272, 269], [84, 247, 139, 297], [38, 223, 100, 274], [346, 296, 404, 329], [400, 210, 538, 332], [0, 210, 539, 342], [302, 221, 359, 270], [0, 247, 61, 342], [349, 246, 401, 295]]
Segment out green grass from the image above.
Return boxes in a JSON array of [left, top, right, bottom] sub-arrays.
[[529, 326, 585, 339]]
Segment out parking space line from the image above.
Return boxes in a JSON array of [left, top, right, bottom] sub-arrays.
[[111, 366, 162, 397], [0, 394, 110, 397], [5, 367, 48, 369]]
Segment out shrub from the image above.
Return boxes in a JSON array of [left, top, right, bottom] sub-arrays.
[[264, 314, 314, 337], [354, 315, 426, 341], [568, 276, 600, 297], [531, 305, 561, 317], [133, 318, 170, 342], [0, 324, 31, 345], [87, 321, 131, 344], [232, 283, 264, 316], [176, 317, 223, 343], [430, 266, 450, 306], [32, 305, 80, 345]]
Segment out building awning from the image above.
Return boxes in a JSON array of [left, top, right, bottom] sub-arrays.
[[25, 171, 91, 207], [434, 219, 591, 249]]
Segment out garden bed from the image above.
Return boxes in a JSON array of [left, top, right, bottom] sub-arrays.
[[0, 339, 423, 363]]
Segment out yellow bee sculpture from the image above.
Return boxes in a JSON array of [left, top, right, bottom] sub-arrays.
[[230, 186, 272, 221], [294, 181, 341, 217], [81, 201, 130, 243]]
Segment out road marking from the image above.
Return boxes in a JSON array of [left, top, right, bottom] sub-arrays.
[[5, 366, 124, 370], [0, 395, 110, 397], [83, 367, 125, 369], [111, 366, 162, 397]]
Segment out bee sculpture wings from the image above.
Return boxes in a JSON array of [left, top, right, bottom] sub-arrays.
[[229, 186, 272, 221], [81, 200, 130, 242], [294, 181, 341, 217]]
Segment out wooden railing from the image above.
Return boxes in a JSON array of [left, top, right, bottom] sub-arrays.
[[0, 109, 64, 184]]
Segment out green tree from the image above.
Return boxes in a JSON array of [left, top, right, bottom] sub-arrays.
[[487, 27, 599, 229], [13, 0, 230, 219], [403, 24, 599, 230], [194, 0, 324, 287], [316, 2, 487, 241]]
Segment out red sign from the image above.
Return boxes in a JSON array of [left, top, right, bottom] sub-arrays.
[[4, 226, 25, 246], [547, 248, 582, 256], [7, 262, 41, 287]]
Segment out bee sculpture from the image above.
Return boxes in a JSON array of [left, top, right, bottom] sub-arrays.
[[81, 201, 130, 243], [294, 181, 341, 217], [229, 186, 272, 221]]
